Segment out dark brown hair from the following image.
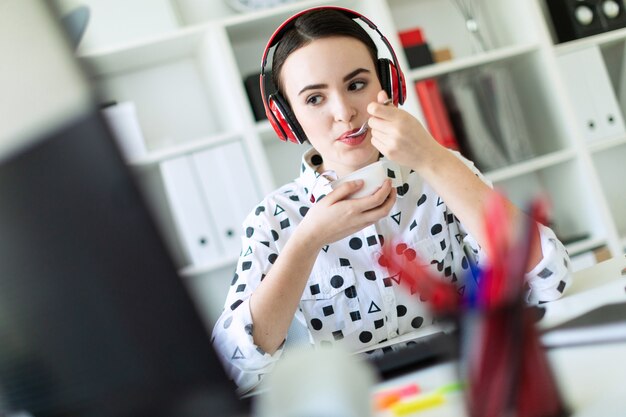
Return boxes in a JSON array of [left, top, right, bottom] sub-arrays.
[[271, 9, 379, 96]]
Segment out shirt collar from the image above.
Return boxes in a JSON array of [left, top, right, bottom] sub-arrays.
[[297, 148, 407, 203]]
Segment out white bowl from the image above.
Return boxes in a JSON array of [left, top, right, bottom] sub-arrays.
[[330, 160, 388, 199]]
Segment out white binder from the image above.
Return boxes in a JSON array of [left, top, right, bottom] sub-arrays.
[[192, 141, 261, 258], [557, 46, 626, 142], [159, 156, 221, 266]]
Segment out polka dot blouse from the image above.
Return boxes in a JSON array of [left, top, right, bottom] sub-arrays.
[[211, 148, 572, 394]]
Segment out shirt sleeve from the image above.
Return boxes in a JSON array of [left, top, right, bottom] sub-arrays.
[[211, 204, 286, 395], [524, 223, 573, 304], [448, 149, 573, 303]]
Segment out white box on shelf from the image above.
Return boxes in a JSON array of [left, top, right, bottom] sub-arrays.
[[101, 101, 147, 162]]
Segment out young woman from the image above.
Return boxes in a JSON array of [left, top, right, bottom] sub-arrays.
[[212, 7, 572, 393]]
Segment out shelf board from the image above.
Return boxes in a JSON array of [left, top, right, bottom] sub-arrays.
[[78, 24, 209, 76], [129, 131, 240, 167], [587, 134, 626, 154], [76, 0, 330, 76], [554, 28, 626, 56], [405, 43, 540, 81], [179, 255, 239, 278], [485, 148, 576, 183], [565, 236, 607, 257]]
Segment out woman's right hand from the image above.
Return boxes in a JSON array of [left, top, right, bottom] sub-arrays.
[[297, 178, 396, 249]]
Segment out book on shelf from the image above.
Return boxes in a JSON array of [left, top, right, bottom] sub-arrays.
[[439, 67, 535, 172], [440, 73, 508, 171], [473, 68, 535, 163], [415, 78, 460, 151]]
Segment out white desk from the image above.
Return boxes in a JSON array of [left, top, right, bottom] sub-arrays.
[[372, 255, 626, 417]]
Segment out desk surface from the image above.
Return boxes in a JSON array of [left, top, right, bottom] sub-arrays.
[[372, 255, 626, 417], [540, 254, 626, 329]]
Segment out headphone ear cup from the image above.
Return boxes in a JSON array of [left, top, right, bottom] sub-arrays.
[[377, 58, 393, 102], [377, 58, 406, 106], [268, 93, 307, 144]]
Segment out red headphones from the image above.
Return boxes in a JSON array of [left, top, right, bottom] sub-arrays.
[[260, 6, 407, 144]]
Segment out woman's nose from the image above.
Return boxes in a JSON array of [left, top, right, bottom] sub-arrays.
[[332, 94, 357, 123]]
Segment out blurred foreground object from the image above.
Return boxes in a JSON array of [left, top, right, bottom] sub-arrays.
[[254, 347, 377, 417], [383, 192, 569, 417], [60, 4, 90, 49]]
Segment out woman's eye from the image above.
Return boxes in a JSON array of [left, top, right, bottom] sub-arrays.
[[348, 80, 366, 91], [306, 95, 323, 105]]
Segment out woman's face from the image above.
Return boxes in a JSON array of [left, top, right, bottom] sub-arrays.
[[280, 36, 382, 178]]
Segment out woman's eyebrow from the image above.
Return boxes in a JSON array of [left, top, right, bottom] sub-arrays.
[[343, 68, 370, 82], [297, 68, 372, 96], [298, 83, 327, 96]]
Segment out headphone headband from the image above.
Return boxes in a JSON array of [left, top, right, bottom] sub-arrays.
[[260, 6, 406, 144], [262, 7, 368, 68]]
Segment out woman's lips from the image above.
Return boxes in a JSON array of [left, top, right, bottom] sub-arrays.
[[338, 129, 367, 145]]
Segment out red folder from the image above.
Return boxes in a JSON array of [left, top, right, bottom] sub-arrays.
[[415, 79, 459, 150]]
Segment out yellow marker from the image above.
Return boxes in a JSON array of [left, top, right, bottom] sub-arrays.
[[390, 392, 445, 416]]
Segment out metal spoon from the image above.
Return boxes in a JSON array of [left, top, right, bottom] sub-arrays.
[[346, 98, 393, 138]]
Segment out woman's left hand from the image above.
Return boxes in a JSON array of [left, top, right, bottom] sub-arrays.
[[367, 90, 443, 172]]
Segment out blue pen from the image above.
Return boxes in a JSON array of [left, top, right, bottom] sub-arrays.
[[462, 243, 482, 310]]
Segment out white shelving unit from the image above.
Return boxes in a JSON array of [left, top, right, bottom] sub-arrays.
[[66, 0, 626, 325]]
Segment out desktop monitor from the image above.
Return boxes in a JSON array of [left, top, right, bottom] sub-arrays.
[[0, 2, 247, 416]]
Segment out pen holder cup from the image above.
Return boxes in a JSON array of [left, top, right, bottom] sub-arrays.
[[458, 303, 569, 417]]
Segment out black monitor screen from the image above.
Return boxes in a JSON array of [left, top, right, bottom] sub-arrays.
[[0, 108, 247, 417]]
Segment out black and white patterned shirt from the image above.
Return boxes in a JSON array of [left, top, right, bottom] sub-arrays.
[[212, 148, 572, 393]]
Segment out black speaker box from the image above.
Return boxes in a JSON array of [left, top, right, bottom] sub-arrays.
[[403, 43, 434, 69], [547, 0, 626, 43], [599, 0, 626, 30], [244, 73, 277, 122]]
